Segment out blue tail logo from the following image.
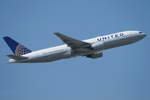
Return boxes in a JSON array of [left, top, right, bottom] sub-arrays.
[[3, 36, 32, 56]]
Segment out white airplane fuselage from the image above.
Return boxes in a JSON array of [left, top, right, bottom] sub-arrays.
[[9, 31, 146, 63]]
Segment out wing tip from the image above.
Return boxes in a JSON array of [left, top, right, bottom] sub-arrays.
[[54, 32, 62, 36]]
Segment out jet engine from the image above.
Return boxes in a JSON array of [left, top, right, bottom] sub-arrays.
[[86, 52, 103, 59]]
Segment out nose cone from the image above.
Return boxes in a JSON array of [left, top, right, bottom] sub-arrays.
[[143, 33, 147, 37], [138, 31, 147, 38], [141, 33, 147, 39]]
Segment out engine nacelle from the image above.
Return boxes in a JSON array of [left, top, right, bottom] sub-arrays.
[[91, 42, 104, 50], [86, 52, 103, 59]]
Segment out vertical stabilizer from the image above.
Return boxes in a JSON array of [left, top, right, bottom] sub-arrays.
[[3, 36, 32, 56]]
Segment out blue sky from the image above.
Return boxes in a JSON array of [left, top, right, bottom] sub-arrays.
[[0, 0, 150, 100]]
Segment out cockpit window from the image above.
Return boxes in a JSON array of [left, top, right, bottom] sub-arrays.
[[139, 31, 143, 34]]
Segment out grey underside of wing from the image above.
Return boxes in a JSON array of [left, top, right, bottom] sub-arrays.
[[54, 32, 91, 49]]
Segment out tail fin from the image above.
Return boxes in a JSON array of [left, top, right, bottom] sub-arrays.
[[3, 36, 32, 56]]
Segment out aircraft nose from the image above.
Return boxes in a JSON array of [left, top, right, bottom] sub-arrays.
[[141, 33, 147, 38], [139, 31, 147, 38], [143, 33, 147, 37]]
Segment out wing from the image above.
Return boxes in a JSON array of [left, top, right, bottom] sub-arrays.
[[54, 32, 92, 49], [7, 55, 28, 60]]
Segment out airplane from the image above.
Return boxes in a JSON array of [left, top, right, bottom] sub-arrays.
[[3, 31, 146, 63]]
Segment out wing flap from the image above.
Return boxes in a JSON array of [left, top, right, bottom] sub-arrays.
[[7, 55, 28, 60]]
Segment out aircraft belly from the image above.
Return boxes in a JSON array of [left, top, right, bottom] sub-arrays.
[[22, 50, 72, 63]]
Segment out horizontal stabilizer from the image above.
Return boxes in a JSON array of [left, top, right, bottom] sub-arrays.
[[7, 55, 28, 60]]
